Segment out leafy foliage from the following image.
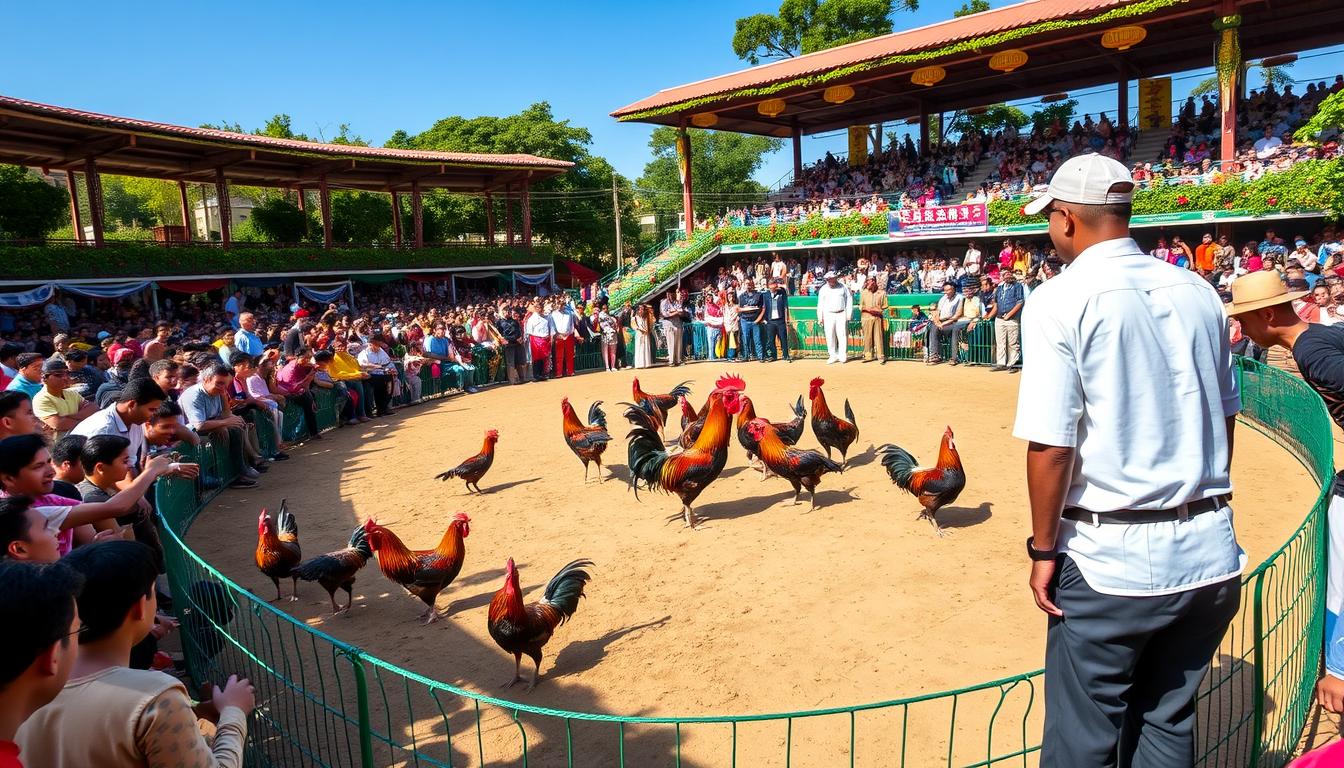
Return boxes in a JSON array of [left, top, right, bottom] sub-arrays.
[[249, 196, 310, 243], [953, 0, 990, 17], [1030, 100, 1079, 136], [948, 104, 1029, 137], [0, 166, 68, 239], [1296, 90, 1344, 143], [331, 191, 392, 244], [636, 128, 782, 219], [732, 0, 917, 65]]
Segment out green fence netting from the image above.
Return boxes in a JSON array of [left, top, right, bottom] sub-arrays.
[[155, 354, 1332, 767]]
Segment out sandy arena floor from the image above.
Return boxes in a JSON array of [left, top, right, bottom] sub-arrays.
[[187, 359, 1317, 766]]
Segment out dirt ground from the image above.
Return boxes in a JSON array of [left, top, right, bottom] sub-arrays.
[[188, 359, 1317, 767]]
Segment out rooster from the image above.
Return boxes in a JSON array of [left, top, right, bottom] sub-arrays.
[[255, 500, 301, 602], [809, 378, 859, 468], [745, 418, 843, 511], [880, 427, 966, 537], [488, 557, 593, 692], [621, 398, 668, 444], [561, 398, 612, 482], [291, 525, 373, 615], [632, 377, 692, 423], [677, 395, 710, 449], [736, 394, 807, 476], [364, 513, 471, 623], [435, 429, 498, 493], [625, 374, 744, 528]]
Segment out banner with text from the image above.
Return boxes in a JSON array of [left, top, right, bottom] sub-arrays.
[[888, 203, 988, 237]]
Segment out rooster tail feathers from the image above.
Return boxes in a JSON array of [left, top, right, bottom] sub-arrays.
[[669, 381, 693, 399], [844, 399, 857, 429], [588, 401, 608, 430], [879, 444, 917, 488], [541, 559, 593, 623], [435, 467, 462, 480], [620, 402, 658, 431], [625, 426, 667, 493], [791, 395, 806, 419], [277, 500, 298, 538]]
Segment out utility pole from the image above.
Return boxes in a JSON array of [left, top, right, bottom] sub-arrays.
[[612, 176, 623, 280]]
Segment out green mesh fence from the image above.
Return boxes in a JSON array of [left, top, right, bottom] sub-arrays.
[[156, 355, 1331, 767]]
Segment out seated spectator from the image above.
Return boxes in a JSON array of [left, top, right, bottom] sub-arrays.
[[0, 558, 84, 765], [16, 540, 255, 768], [178, 364, 262, 489], [0, 392, 38, 442], [31, 359, 96, 442], [3, 355, 43, 399], [63, 351, 104, 400]]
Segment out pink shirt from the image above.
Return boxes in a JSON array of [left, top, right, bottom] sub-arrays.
[[1, 491, 77, 556]]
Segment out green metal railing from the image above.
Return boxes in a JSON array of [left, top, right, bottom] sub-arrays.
[[156, 355, 1332, 767]]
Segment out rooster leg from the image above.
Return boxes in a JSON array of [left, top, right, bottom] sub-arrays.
[[269, 578, 281, 603], [501, 654, 524, 689], [524, 656, 543, 693], [328, 591, 341, 615], [423, 601, 443, 625], [925, 513, 949, 538], [683, 505, 700, 529], [288, 577, 300, 602], [582, 462, 589, 483], [596, 459, 604, 484]]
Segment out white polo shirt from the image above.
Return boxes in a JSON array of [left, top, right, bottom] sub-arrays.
[[1013, 237, 1245, 596], [71, 404, 147, 472]]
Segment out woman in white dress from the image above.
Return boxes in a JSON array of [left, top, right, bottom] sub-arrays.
[[633, 303, 655, 369]]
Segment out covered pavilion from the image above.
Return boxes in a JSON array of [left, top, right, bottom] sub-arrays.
[[0, 94, 572, 250], [612, 0, 1344, 229]]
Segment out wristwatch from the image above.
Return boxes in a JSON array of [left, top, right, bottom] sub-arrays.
[[1026, 536, 1056, 562]]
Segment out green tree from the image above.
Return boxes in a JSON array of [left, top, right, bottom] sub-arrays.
[[100, 176, 156, 229], [1296, 89, 1344, 142], [732, 0, 918, 65], [946, 103, 1029, 137], [1189, 59, 1296, 100], [636, 127, 782, 221], [953, 0, 990, 17], [0, 165, 67, 239], [1031, 99, 1079, 135], [249, 196, 310, 242], [331, 191, 392, 244]]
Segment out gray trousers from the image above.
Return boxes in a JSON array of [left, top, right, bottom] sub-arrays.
[[1043, 556, 1240, 768], [663, 320, 684, 365]]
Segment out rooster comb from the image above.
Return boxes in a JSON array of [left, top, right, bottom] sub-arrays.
[[715, 373, 746, 392], [810, 377, 825, 388], [486, 429, 499, 438], [453, 512, 471, 524]]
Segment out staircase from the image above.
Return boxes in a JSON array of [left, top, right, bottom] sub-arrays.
[[1128, 129, 1168, 166], [604, 229, 720, 308], [947, 155, 996, 200]]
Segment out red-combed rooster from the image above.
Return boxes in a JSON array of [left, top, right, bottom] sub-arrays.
[[255, 500, 301, 602], [488, 557, 593, 692], [435, 429, 498, 493], [746, 418, 843, 511], [364, 513, 471, 623], [632, 377, 692, 423], [809, 377, 859, 468], [735, 394, 807, 476], [880, 426, 966, 537], [291, 525, 372, 615], [677, 395, 711, 449], [624, 374, 744, 528], [561, 398, 612, 482]]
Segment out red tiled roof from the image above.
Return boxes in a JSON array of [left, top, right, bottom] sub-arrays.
[[0, 94, 573, 170], [612, 0, 1154, 118]]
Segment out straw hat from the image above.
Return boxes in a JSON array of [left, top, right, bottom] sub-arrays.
[[1224, 270, 1309, 316]]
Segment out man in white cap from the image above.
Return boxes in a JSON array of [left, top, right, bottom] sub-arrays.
[[1228, 270, 1344, 716], [815, 270, 852, 364], [1015, 153, 1243, 767]]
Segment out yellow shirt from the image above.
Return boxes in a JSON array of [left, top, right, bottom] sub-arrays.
[[329, 351, 365, 381], [31, 387, 83, 440]]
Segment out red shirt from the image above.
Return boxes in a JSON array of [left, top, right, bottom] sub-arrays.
[[0, 740, 23, 768]]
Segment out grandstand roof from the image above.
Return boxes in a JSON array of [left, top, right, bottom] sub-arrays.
[[0, 94, 572, 193], [611, 0, 1344, 136]]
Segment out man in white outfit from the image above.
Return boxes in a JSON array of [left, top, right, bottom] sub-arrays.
[[815, 271, 853, 364]]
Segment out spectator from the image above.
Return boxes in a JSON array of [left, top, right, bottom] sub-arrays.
[[179, 364, 260, 489], [140, 323, 171, 363], [660, 290, 687, 367], [31, 360, 95, 442], [328, 340, 372, 423], [0, 344, 23, 386], [4, 355, 43, 399], [549, 299, 577, 379], [62, 351, 103, 401], [48, 435, 87, 504], [1195, 233, 1219, 274], [737, 279, 765, 363], [232, 313, 264, 358], [816, 271, 852, 365], [763, 279, 791, 363], [703, 292, 724, 362], [859, 277, 888, 364], [356, 335, 396, 417], [927, 282, 964, 365], [632, 303, 655, 369], [1253, 126, 1282, 159], [496, 306, 526, 385], [0, 393, 37, 442], [223, 289, 244, 329], [0, 558, 84, 766], [991, 269, 1025, 371], [70, 379, 168, 478], [951, 280, 986, 366], [16, 540, 254, 768]]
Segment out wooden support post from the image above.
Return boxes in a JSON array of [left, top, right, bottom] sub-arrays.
[[521, 179, 532, 251], [177, 181, 191, 240], [484, 191, 495, 244], [1216, 2, 1240, 165], [505, 184, 514, 246], [678, 126, 694, 235], [918, 104, 931, 154], [83, 158, 105, 248], [411, 180, 424, 248], [391, 191, 402, 248], [214, 168, 232, 248], [319, 175, 333, 248], [296, 187, 305, 212], [1117, 76, 1129, 131], [791, 125, 803, 182], [66, 170, 84, 243]]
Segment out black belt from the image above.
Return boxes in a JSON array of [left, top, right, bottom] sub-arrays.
[[1062, 495, 1226, 525]]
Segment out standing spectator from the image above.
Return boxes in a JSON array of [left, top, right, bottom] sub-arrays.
[[595, 303, 619, 372], [660, 290, 686, 367], [43, 298, 70, 335], [632, 304, 655, 369], [991, 270, 1025, 371], [524, 301, 553, 381], [763, 279, 791, 363], [16, 541, 254, 768], [4, 355, 43, 398], [63, 351, 103, 400], [816, 271, 852, 365], [32, 360, 95, 441], [1195, 233, 1219, 275], [926, 283, 964, 365], [223, 289, 244, 329], [703, 292, 724, 361], [1017, 153, 1241, 767], [964, 241, 983, 277], [614, 301, 632, 370], [859, 277, 888, 364], [0, 559, 84, 767], [496, 306, 526, 385], [549, 300, 577, 379], [737, 279, 765, 363], [232, 313, 264, 358], [140, 323, 171, 363], [356, 334, 396, 417]]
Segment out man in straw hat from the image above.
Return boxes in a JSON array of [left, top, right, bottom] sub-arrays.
[[1227, 270, 1344, 716], [1014, 153, 1243, 766]]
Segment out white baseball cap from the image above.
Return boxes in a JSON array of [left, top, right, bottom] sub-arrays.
[[1022, 153, 1136, 216]]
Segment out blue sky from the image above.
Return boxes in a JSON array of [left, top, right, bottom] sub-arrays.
[[3, 0, 1341, 191]]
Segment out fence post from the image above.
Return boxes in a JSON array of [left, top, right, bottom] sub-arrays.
[[1248, 571, 1267, 766], [344, 651, 376, 768]]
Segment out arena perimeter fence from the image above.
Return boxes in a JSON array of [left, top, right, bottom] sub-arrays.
[[153, 352, 1332, 768]]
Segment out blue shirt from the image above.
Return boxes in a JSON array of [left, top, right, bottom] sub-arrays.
[[233, 329, 264, 357], [179, 383, 225, 430], [5, 375, 42, 398], [993, 281, 1025, 319], [425, 335, 450, 358]]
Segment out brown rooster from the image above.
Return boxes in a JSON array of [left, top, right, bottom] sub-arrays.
[[632, 377, 692, 423], [735, 394, 807, 476], [677, 395, 710, 449], [488, 557, 593, 691], [746, 418, 843, 511], [880, 427, 966, 537], [255, 500, 301, 602], [364, 513, 471, 623], [809, 377, 859, 468], [435, 429, 498, 493], [561, 398, 611, 482], [625, 374, 744, 528], [291, 525, 373, 615]]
